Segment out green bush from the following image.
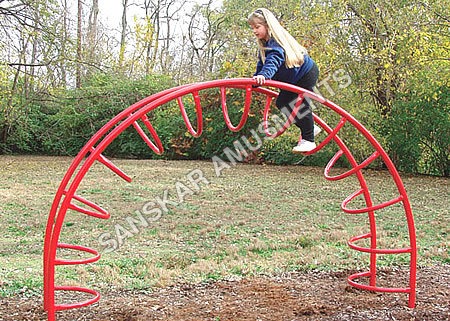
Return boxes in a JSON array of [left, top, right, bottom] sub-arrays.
[[2, 71, 448, 176], [386, 83, 449, 176], [37, 73, 176, 157], [0, 97, 50, 154]]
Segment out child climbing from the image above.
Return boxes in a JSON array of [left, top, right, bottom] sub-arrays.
[[248, 8, 321, 153]]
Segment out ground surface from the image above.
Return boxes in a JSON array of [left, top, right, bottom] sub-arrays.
[[2, 265, 448, 321], [1, 156, 448, 321]]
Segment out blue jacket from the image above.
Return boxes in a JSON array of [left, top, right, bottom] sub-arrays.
[[254, 38, 314, 85]]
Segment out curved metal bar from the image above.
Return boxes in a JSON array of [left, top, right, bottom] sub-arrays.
[[348, 271, 412, 294], [177, 91, 203, 137], [262, 92, 304, 138], [302, 117, 347, 155], [220, 85, 252, 132], [43, 78, 418, 321], [54, 286, 100, 311], [132, 114, 164, 154], [91, 147, 132, 183], [348, 233, 413, 254], [43, 84, 193, 311], [67, 193, 110, 219], [341, 188, 404, 214], [324, 150, 380, 181], [55, 243, 101, 265]]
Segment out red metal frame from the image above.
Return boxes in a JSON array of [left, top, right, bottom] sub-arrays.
[[43, 78, 417, 321]]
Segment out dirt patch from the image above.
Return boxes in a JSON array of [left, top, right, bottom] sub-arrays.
[[1, 265, 448, 321]]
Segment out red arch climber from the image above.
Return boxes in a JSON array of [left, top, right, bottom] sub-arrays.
[[43, 78, 417, 321]]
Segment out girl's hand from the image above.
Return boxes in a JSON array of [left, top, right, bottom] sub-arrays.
[[253, 75, 266, 85]]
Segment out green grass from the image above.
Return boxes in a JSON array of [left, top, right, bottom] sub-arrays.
[[0, 155, 448, 297]]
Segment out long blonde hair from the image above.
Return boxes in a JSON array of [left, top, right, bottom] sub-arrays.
[[248, 8, 307, 68]]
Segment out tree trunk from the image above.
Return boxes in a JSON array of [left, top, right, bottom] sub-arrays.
[[87, 0, 99, 68], [76, 0, 83, 88], [119, 0, 128, 68], [60, 0, 68, 86]]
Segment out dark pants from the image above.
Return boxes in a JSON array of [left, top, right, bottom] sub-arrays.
[[275, 62, 319, 142]]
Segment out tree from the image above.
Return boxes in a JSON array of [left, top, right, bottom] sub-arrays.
[[139, 0, 158, 74], [318, 1, 449, 115], [86, 0, 99, 67], [186, 0, 227, 80], [0, 0, 55, 148], [76, 0, 82, 88], [119, 0, 129, 69], [60, 0, 69, 86]]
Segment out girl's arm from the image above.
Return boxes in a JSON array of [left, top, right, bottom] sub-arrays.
[[254, 59, 263, 76], [255, 45, 285, 80]]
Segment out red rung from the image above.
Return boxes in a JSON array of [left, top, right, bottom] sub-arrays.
[[91, 147, 132, 183], [55, 243, 101, 265], [324, 150, 380, 181], [341, 188, 404, 214], [54, 286, 100, 311], [132, 115, 164, 154], [263, 93, 304, 138], [348, 271, 412, 293], [348, 233, 413, 254], [302, 117, 347, 155], [221, 85, 252, 132], [177, 91, 203, 137], [261, 95, 276, 137], [67, 193, 110, 219]]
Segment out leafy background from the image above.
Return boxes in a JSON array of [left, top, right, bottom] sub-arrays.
[[0, 0, 448, 176]]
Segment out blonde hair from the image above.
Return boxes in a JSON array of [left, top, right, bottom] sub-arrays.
[[248, 8, 307, 68]]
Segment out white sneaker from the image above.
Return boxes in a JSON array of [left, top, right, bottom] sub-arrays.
[[292, 139, 317, 153], [314, 124, 322, 137]]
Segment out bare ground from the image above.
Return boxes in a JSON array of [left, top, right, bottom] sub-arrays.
[[2, 265, 448, 321]]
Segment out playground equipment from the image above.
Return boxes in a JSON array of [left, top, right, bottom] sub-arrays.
[[43, 78, 417, 321]]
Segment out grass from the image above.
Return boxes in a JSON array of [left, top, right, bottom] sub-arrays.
[[0, 155, 448, 297]]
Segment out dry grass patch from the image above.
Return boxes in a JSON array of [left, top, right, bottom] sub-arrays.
[[0, 155, 448, 297]]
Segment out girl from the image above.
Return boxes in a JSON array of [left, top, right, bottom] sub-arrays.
[[248, 8, 320, 153]]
